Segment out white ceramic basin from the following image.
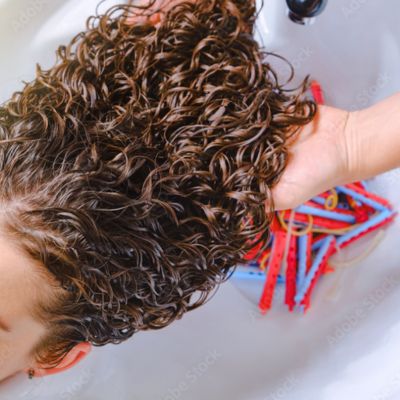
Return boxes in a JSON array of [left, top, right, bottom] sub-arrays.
[[254, 0, 400, 111], [0, 1, 399, 399]]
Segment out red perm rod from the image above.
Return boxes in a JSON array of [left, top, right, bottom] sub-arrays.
[[285, 233, 298, 312], [259, 229, 287, 313]]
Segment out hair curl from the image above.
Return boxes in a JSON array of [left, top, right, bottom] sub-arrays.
[[0, 0, 316, 367]]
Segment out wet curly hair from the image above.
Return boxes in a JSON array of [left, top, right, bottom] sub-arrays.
[[0, 0, 316, 367]]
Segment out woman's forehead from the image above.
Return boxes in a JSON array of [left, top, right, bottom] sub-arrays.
[[0, 234, 44, 320]]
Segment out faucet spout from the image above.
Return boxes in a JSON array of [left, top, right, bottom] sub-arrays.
[[286, 0, 328, 25]]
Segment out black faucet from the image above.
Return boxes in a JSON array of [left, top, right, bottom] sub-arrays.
[[286, 0, 328, 24]]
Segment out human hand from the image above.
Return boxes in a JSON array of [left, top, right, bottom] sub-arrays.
[[270, 105, 354, 211], [124, 0, 196, 27]]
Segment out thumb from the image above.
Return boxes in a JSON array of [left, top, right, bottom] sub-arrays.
[[270, 179, 309, 211]]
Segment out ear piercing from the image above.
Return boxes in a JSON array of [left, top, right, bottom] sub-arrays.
[[28, 368, 35, 379]]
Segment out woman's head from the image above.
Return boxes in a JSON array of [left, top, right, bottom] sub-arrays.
[[0, 0, 316, 382], [0, 220, 92, 382]]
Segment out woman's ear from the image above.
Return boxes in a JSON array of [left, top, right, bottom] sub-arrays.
[[24, 342, 92, 378]]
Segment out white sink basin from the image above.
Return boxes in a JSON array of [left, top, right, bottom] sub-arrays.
[[254, 0, 400, 111], [0, 1, 399, 399]]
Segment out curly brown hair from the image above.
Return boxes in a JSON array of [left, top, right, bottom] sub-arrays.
[[0, 0, 316, 368]]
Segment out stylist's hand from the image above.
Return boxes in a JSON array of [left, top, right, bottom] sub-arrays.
[[271, 91, 400, 211], [271, 105, 353, 210], [124, 0, 195, 26]]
